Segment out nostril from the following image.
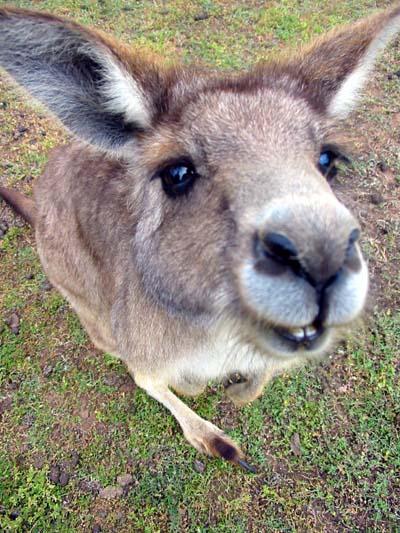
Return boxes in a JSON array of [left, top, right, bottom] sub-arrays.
[[348, 228, 360, 247], [262, 232, 298, 263]]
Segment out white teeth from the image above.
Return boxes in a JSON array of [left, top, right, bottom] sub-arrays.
[[305, 325, 317, 337], [290, 328, 306, 340], [281, 324, 321, 343]]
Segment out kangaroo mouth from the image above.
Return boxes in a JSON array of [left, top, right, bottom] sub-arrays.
[[254, 320, 330, 356], [274, 322, 324, 347]]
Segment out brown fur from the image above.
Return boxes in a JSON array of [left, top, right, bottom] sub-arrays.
[[0, 186, 36, 226], [1, 5, 399, 467]]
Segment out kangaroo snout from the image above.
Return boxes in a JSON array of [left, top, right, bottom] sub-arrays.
[[238, 196, 368, 356], [253, 197, 362, 284]]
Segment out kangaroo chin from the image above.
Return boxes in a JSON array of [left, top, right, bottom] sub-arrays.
[[0, 4, 399, 468]]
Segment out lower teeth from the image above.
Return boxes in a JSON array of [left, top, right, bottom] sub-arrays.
[[305, 325, 317, 337], [291, 328, 305, 341], [282, 324, 321, 343]]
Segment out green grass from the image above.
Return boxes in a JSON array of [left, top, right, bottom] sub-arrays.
[[0, 462, 66, 532], [1, 0, 399, 531]]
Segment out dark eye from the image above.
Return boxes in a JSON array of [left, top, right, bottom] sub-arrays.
[[158, 160, 198, 197], [318, 149, 338, 179]]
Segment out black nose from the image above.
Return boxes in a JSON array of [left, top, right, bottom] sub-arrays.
[[254, 228, 361, 286], [262, 232, 298, 264]]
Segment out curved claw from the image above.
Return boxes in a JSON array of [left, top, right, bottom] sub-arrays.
[[208, 435, 256, 472], [236, 458, 257, 473]]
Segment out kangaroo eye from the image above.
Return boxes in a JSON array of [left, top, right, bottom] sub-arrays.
[[158, 161, 198, 197], [318, 150, 337, 178], [319, 151, 334, 169], [317, 145, 348, 181]]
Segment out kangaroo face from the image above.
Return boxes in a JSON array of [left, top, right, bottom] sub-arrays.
[[133, 86, 367, 358]]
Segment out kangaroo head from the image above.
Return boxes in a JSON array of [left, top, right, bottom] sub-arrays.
[[132, 77, 367, 360], [1, 6, 399, 361]]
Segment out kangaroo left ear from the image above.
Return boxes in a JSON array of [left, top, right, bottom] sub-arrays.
[[0, 7, 178, 153], [290, 4, 400, 119]]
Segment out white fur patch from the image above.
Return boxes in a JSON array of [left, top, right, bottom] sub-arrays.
[[329, 12, 400, 118], [165, 324, 266, 386], [326, 247, 369, 325], [162, 320, 313, 390], [97, 50, 152, 128]]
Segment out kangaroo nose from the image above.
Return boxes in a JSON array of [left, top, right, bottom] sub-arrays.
[[255, 227, 361, 287], [262, 232, 298, 263]]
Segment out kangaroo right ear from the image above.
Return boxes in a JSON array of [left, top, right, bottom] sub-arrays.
[[0, 8, 174, 152], [285, 4, 400, 119]]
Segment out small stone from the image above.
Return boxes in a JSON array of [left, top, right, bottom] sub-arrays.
[[5, 313, 20, 335], [194, 12, 209, 21], [291, 433, 302, 456], [79, 479, 101, 495], [9, 379, 20, 391], [25, 273, 35, 280], [0, 220, 9, 237], [0, 397, 12, 417], [58, 471, 70, 487], [69, 450, 80, 468], [80, 408, 90, 419], [32, 455, 45, 470], [99, 486, 124, 499], [92, 525, 102, 533], [49, 465, 60, 484], [370, 192, 384, 206], [387, 73, 394, 80], [41, 279, 53, 291], [193, 460, 205, 473], [22, 412, 35, 427], [116, 474, 133, 487], [0, 101, 8, 109], [17, 126, 29, 134], [394, 70, 400, 78], [103, 374, 120, 387], [15, 453, 25, 467], [377, 161, 389, 172], [43, 364, 54, 377]]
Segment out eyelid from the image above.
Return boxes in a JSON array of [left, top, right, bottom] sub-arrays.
[[320, 143, 351, 164], [151, 156, 196, 181]]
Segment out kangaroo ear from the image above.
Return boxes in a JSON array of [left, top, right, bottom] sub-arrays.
[[290, 5, 400, 119], [0, 8, 173, 152]]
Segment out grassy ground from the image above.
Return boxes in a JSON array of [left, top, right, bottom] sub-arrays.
[[0, 1, 399, 531]]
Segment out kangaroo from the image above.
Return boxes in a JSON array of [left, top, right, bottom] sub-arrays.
[[0, 5, 399, 470]]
